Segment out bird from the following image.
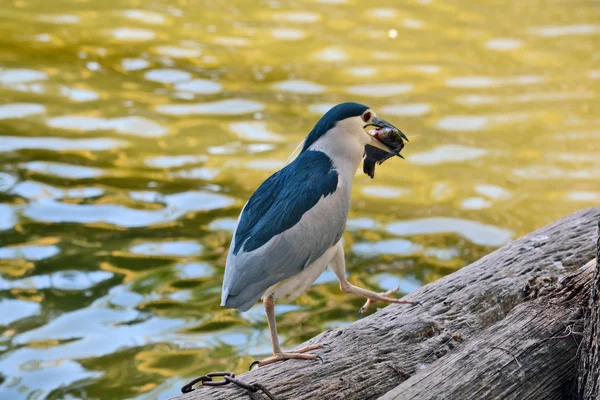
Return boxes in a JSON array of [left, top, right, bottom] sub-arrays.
[[221, 102, 417, 367]]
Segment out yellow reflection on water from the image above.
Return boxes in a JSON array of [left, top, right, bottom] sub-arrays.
[[0, 0, 598, 398]]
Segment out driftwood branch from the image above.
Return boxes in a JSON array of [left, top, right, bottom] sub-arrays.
[[172, 207, 600, 400], [379, 259, 595, 400], [577, 223, 600, 399]]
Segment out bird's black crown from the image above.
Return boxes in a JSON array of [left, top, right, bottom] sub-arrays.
[[302, 102, 369, 151]]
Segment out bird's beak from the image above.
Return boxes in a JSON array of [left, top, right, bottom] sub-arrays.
[[365, 117, 408, 156]]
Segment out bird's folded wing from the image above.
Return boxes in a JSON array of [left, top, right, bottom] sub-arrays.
[[221, 151, 346, 311]]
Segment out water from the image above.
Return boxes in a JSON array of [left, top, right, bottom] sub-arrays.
[[0, 0, 598, 398]]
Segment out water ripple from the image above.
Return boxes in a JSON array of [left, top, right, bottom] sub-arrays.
[[145, 69, 192, 84], [387, 218, 513, 246], [37, 14, 80, 24], [208, 218, 237, 232], [213, 36, 251, 47], [413, 64, 440, 74], [2, 136, 126, 152], [0, 270, 113, 291], [23, 191, 234, 227], [529, 25, 600, 37], [0, 244, 60, 260], [12, 181, 104, 200], [176, 262, 213, 278], [512, 166, 600, 180], [130, 241, 203, 257], [362, 186, 411, 198], [47, 116, 168, 137], [567, 191, 600, 202], [367, 8, 398, 19], [0, 68, 47, 84], [474, 184, 511, 200], [174, 79, 222, 94], [409, 145, 488, 165], [346, 67, 377, 77], [312, 47, 348, 62], [0, 360, 100, 400], [60, 87, 99, 102], [307, 103, 335, 114], [346, 83, 413, 97], [108, 27, 156, 41], [121, 58, 151, 71], [0, 299, 41, 326], [0, 103, 45, 119], [272, 11, 321, 23], [446, 75, 544, 88], [22, 161, 105, 179], [346, 218, 380, 231], [122, 9, 167, 25], [371, 273, 422, 294], [155, 46, 203, 58], [170, 167, 219, 180], [381, 103, 430, 117], [0, 204, 16, 230], [485, 38, 523, 50], [271, 28, 306, 40], [461, 197, 492, 210], [156, 99, 265, 116], [271, 80, 325, 94], [456, 91, 594, 106], [436, 113, 528, 131], [0, 173, 17, 192], [229, 121, 284, 142], [145, 155, 208, 168], [352, 239, 421, 257]]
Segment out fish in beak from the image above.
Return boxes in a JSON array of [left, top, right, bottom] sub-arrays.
[[363, 117, 408, 179]]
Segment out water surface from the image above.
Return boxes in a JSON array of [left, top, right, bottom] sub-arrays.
[[0, 0, 599, 399]]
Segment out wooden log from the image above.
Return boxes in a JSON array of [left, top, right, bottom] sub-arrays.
[[172, 207, 600, 400], [378, 259, 595, 400], [577, 223, 600, 399]]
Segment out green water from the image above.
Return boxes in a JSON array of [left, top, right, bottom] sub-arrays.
[[0, 0, 598, 399]]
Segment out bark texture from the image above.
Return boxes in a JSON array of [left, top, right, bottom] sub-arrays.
[[577, 223, 600, 400], [379, 259, 595, 400], [172, 207, 600, 400]]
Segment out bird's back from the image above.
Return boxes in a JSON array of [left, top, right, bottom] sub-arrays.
[[221, 150, 349, 311]]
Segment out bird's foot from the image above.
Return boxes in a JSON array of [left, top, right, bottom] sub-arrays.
[[249, 344, 324, 369], [358, 287, 419, 317]]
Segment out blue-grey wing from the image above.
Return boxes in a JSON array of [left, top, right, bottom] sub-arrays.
[[221, 151, 348, 311]]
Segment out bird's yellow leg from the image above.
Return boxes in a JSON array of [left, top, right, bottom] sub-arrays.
[[329, 241, 418, 316], [252, 296, 323, 368], [340, 283, 417, 315]]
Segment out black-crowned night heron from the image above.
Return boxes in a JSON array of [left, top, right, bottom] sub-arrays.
[[221, 102, 416, 367]]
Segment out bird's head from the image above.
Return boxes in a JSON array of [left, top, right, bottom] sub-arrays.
[[301, 102, 406, 166]]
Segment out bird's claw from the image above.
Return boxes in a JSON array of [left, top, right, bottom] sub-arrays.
[[356, 287, 423, 317], [316, 355, 324, 363], [249, 360, 260, 371], [357, 306, 367, 318], [358, 287, 400, 317], [249, 344, 323, 368]]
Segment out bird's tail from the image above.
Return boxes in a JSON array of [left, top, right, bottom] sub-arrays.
[[220, 289, 229, 307]]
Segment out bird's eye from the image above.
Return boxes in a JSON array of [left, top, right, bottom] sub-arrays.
[[362, 111, 372, 122]]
